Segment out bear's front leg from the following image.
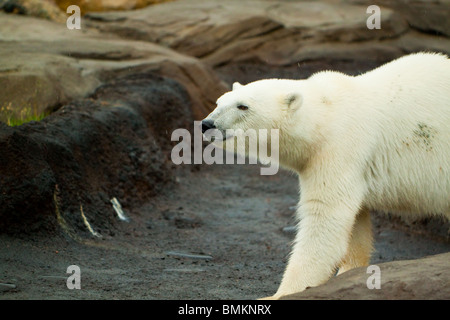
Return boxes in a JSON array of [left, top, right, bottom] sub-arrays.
[[271, 196, 362, 299]]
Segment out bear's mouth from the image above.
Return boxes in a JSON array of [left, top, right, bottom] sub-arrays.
[[203, 129, 234, 142], [216, 133, 234, 142]]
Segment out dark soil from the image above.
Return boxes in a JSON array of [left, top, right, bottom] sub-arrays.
[[1, 162, 449, 299], [0, 73, 192, 237]]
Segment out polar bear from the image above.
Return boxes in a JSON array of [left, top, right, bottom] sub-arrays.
[[201, 52, 450, 299]]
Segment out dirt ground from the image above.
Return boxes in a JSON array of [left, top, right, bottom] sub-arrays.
[[1, 161, 449, 300]]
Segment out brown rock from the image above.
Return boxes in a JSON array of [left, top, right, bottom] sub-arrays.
[[84, 0, 450, 76], [0, 52, 101, 123], [84, 0, 411, 67], [54, 0, 172, 13], [350, 0, 450, 37], [281, 253, 450, 300], [0, 0, 66, 22], [0, 13, 227, 122]]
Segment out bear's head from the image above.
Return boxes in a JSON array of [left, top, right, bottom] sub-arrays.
[[202, 80, 303, 139], [201, 79, 307, 170]]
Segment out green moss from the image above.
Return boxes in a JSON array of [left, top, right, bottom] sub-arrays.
[[6, 113, 48, 126], [0, 102, 49, 127]]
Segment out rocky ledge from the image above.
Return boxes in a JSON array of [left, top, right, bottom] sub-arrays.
[[282, 252, 450, 300], [0, 72, 193, 236]]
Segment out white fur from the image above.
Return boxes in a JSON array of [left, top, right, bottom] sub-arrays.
[[203, 52, 450, 298]]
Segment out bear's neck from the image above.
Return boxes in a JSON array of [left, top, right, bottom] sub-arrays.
[[277, 134, 314, 173]]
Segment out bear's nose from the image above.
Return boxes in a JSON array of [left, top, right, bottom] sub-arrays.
[[201, 119, 216, 133]]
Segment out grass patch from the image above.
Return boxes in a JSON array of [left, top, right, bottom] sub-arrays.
[[0, 102, 49, 126]]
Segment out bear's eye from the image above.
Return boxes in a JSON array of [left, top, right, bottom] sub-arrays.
[[237, 104, 249, 111]]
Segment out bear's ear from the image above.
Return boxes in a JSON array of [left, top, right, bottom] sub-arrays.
[[284, 93, 302, 112], [232, 82, 243, 91]]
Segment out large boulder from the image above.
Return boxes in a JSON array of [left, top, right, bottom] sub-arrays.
[[350, 0, 450, 37], [0, 0, 66, 22], [0, 72, 192, 237], [0, 13, 227, 123], [84, 0, 450, 71], [0, 52, 101, 124], [54, 0, 171, 12], [282, 252, 450, 300]]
